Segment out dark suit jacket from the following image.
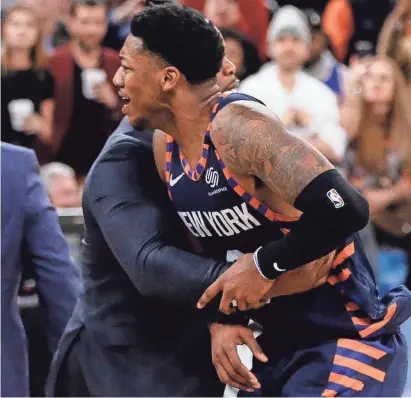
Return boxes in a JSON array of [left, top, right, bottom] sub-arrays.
[[46, 119, 230, 396], [1, 143, 81, 397]]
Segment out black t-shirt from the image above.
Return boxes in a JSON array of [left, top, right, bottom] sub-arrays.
[[55, 61, 111, 176], [1, 68, 54, 149]]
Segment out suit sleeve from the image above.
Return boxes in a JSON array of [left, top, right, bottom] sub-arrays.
[[86, 141, 230, 305], [23, 151, 82, 353]]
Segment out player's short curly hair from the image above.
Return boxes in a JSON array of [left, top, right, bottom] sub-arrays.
[[130, 4, 225, 84]]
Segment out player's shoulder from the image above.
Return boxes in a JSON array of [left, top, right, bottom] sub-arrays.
[[211, 95, 283, 149], [153, 129, 167, 146], [153, 130, 168, 181], [213, 94, 280, 132]]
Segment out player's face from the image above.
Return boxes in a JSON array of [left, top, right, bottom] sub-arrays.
[[363, 61, 395, 104], [114, 37, 239, 129], [270, 34, 309, 71], [217, 56, 239, 91], [224, 38, 244, 77], [114, 36, 165, 130]]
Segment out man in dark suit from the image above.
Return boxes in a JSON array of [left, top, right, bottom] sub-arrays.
[[46, 53, 246, 396], [46, 123, 232, 397], [1, 143, 82, 397]]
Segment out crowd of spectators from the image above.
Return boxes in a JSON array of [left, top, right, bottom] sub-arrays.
[[1, 0, 411, 395]]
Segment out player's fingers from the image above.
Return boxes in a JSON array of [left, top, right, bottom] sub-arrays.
[[237, 298, 249, 312], [219, 290, 234, 315], [244, 296, 266, 310], [249, 298, 270, 310], [215, 362, 254, 392], [241, 330, 268, 363], [214, 362, 229, 385], [197, 280, 222, 309], [219, 350, 258, 390], [261, 289, 273, 300], [224, 345, 261, 388]]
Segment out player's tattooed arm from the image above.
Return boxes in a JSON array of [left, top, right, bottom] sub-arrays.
[[211, 101, 334, 205]]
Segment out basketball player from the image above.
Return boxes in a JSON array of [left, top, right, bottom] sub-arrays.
[[113, 4, 411, 396]]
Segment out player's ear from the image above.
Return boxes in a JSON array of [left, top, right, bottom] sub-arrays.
[[161, 66, 180, 92]]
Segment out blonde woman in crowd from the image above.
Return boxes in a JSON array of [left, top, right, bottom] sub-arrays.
[[341, 56, 411, 287], [377, 0, 411, 90], [1, 4, 54, 153]]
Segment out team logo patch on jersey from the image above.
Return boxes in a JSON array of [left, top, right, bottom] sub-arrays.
[[205, 167, 219, 188], [327, 189, 345, 208]]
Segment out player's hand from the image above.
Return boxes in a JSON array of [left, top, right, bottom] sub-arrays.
[[197, 253, 274, 314], [209, 323, 267, 392], [94, 82, 119, 110]]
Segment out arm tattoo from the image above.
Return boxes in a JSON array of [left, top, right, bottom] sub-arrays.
[[212, 101, 333, 204]]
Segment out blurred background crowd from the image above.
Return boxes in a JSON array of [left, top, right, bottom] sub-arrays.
[[1, 0, 411, 395]]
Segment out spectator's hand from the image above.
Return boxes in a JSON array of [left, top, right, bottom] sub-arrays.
[[282, 109, 298, 127], [209, 323, 267, 392], [295, 110, 313, 127], [94, 82, 119, 110], [112, 0, 145, 23], [197, 253, 273, 314], [22, 113, 44, 135], [347, 59, 369, 95], [350, 177, 367, 191]]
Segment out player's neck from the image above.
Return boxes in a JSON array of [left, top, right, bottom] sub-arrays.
[[162, 83, 221, 166]]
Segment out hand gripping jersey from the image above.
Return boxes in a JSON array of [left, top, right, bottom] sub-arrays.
[[164, 92, 411, 345]]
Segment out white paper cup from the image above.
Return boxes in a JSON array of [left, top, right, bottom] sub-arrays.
[[8, 99, 34, 131], [81, 68, 107, 100]]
